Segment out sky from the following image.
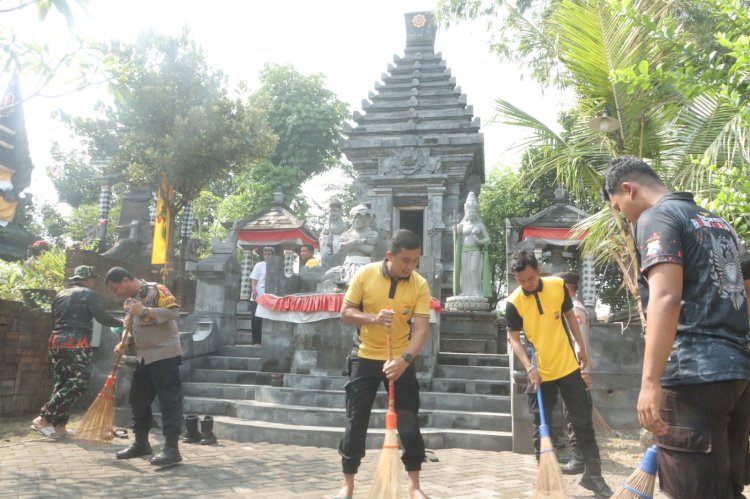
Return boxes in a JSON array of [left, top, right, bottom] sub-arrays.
[[8, 0, 572, 207]]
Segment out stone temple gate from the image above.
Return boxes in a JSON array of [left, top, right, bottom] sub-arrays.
[[343, 11, 485, 297]]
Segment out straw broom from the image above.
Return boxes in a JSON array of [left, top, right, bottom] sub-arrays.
[[76, 314, 132, 442], [530, 346, 569, 499], [592, 405, 616, 438], [368, 299, 402, 499], [612, 445, 657, 499]]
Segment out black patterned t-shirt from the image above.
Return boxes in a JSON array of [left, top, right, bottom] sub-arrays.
[[634, 192, 750, 386]]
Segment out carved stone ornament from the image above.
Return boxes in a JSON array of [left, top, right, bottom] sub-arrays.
[[378, 148, 440, 176], [412, 14, 427, 28]]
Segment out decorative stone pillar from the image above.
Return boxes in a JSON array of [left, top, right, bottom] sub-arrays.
[[581, 255, 597, 311], [96, 183, 112, 251], [240, 249, 253, 301]]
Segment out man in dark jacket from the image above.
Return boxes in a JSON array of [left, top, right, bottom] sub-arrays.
[[31, 265, 122, 439]]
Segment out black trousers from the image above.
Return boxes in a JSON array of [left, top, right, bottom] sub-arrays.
[[656, 380, 750, 499], [527, 369, 601, 473], [339, 355, 426, 474], [130, 356, 183, 439], [250, 301, 262, 344]]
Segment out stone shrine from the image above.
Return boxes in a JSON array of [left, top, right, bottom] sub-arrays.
[[342, 11, 485, 296]]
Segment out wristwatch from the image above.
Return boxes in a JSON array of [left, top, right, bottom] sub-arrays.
[[401, 352, 414, 364]]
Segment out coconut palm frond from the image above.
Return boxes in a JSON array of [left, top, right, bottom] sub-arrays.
[[660, 94, 748, 191]]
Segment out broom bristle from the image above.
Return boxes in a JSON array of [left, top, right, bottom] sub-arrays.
[[533, 435, 570, 499], [367, 429, 403, 499], [592, 406, 616, 438], [75, 384, 116, 442], [612, 445, 657, 498]]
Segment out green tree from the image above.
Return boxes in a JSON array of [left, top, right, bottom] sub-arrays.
[[211, 64, 349, 235], [1, 0, 101, 111], [440, 0, 750, 316], [52, 30, 277, 268]]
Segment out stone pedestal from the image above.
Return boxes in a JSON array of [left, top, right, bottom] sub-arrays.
[[444, 295, 490, 312], [439, 310, 497, 354]]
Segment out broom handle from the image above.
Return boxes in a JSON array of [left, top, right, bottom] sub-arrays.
[[109, 313, 133, 378], [530, 346, 547, 427], [386, 303, 395, 412]]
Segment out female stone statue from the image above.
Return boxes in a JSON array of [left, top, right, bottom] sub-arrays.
[[453, 192, 491, 298], [339, 204, 378, 283]]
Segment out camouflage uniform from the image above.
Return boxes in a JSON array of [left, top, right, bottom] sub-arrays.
[[41, 346, 93, 427], [38, 266, 121, 427]]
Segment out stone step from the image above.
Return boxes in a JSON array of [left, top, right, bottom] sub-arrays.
[[255, 385, 510, 413], [194, 355, 262, 371], [236, 318, 253, 330], [280, 372, 509, 396], [182, 397, 511, 433], [210, 415, 512, 451], [440, 338, 490, 354], [433, 364, 509, 380], [429, 378, 509, 396], [191, 369, 279, 385], [183, 382, 257, 400], [182, 382, 510, 413], [217, 344, 261, 357], [437, 352, 509, 367], [234, 332, 255, 345]]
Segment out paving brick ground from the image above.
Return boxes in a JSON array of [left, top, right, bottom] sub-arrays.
[[0, 429, 672, 499]]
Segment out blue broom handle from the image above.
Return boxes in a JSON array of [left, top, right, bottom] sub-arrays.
[[530, 346, 547, 427]]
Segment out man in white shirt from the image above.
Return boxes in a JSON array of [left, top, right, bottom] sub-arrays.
[[250, 246, 274, 345]]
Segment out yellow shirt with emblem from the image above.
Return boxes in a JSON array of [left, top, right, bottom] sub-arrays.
[[506, 276, 578, 382], [343, 260, 430, 360]]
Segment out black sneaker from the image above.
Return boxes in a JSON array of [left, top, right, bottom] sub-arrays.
[[580, 472, 613, 498]]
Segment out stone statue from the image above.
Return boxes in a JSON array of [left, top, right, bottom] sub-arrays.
[[185, 237, 203, 263], [453, 192, 491, 298], [339, 203, 378, 284], [319, 197, 347, 269]]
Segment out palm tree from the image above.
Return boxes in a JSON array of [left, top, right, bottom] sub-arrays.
[[489, 0, 750, 318]]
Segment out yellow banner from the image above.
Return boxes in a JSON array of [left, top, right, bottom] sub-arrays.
[[151, 180, 172, 265], [0, 197, 17, 223]]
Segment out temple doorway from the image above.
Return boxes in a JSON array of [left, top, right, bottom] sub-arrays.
[[397, 208, 424, 243]]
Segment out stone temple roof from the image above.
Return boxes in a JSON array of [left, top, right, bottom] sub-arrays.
[[343, 11, 484, 183]]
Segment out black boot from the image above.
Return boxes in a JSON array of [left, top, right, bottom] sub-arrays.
[[150, 435, 182, 466], [183, 415, 201, 444], [116, 431, 152, 459], [199, 416, 217, 445], [561, 447, 584, 475], [580, 471, 614, 498]]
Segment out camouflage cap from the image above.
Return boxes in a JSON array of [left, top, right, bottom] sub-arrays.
[[68, 265, 100, 281]]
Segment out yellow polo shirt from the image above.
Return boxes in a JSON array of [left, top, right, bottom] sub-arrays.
[[506, 276, 578, 381], [343, 259, 430, 360]]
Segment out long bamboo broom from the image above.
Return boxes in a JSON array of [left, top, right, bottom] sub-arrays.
[[612, 445, 657, 499], [530, 346, 569, 499], [368, 297, 402, 499], [76, 314, 132, 442]]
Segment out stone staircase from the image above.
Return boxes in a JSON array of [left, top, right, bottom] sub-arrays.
[[181, 346, 513, 451]]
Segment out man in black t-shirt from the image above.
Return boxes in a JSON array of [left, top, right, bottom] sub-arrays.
[[602, 156, 750, 498]]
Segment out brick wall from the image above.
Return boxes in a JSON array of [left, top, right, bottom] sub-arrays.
[[0, 299, 53, 415]]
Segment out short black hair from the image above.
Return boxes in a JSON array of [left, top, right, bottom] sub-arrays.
[[104, 266, 134, 284], [301, 243, 314, 252], [600, 156, 664, 202], [389, 229, 420, 255], [510, 249, 539, 273], [556, 271, 579, 288]]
